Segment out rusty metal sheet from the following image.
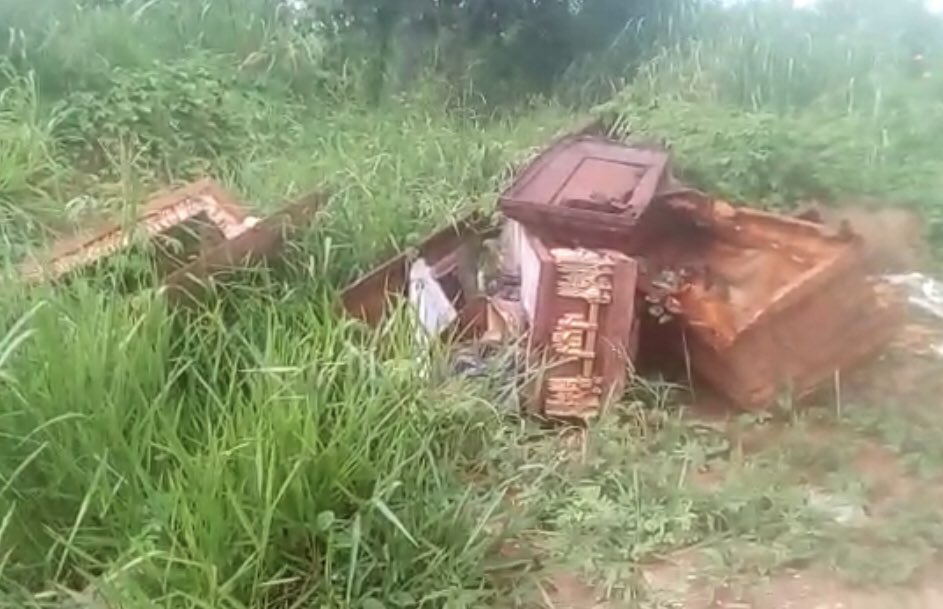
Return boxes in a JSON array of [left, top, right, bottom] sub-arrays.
[[163, 191, 325, 306], [499, 134, 668, 239], [519, 230, 638, 420], [18, 179, 250, 284], [635, 193, 904, 410], [340, 213, 497, 329]]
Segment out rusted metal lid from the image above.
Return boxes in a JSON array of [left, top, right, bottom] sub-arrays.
[[500, 135, 668, 237]]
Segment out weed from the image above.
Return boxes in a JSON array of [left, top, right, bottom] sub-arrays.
[[57, 55, 290, 179], [599, 0, 943, 255], [0, 61, 67, 237]]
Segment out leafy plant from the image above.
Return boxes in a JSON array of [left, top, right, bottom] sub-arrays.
[[57, 55, 285, 178]]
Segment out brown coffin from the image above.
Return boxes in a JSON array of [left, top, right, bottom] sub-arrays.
[[637, 195, 904, 410], [519, 230, 638, 420], [19, 179, 250, 284], [340, 213, 497, 329], [162, 192, 325, 306], [499, 134, 668, 241]]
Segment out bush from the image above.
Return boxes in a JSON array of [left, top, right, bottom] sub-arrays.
[[56, 55, 285, 177]]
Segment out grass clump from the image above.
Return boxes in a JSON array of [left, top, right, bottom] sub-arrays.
[[0, 274, 523, 607]]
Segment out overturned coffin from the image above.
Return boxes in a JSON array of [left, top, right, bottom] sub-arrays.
[[635, 193, 904, 409]]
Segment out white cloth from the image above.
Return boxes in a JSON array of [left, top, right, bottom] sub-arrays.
[[408, 258, 457, 342]]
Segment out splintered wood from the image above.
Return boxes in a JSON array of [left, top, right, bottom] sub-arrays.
[[162, 191, 324, 307], [18, 180, 254, 284]]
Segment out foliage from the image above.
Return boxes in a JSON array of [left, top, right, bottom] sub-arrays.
[[56, 55, 288, 178], [0, 276, 519, 606], [3, 0, 943, 606], [0, 60, 68, 247], [307, 0, 698, 102], [598, 0, 943, 250]]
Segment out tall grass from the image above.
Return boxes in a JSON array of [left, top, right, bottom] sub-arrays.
[[0, 263, 528, 606], [0, 61, 67, 244], [0, 1, 572, 604], [6, 0, 943, 605], [599, 0, 943, 251]]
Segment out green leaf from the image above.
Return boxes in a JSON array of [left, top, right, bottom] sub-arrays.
[[389, 592, 416, 607], [316, 510, 335, 532], [372, 498, 418, 547]]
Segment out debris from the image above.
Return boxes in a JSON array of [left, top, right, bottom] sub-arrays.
[[882, 273, 943, 359], [342, 131, 904, 417], [340, 213, 496, 331], [884, 272, 943, 320], [807, 489, 868, 525], [482, 295, 526, 344], [408, 257, 459, 341], [162, 191, 324, 305], [18, 179, 252, 284], [451, 345, 491, 378], [46, 582, 113, 609]]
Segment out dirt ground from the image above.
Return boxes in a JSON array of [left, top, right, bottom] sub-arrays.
[[539, 313, 943, 609], [637, 559, 943, 609]]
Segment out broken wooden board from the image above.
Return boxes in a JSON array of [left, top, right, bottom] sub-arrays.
[[18, 179, 252, 284], [162, 191, 325, 306]]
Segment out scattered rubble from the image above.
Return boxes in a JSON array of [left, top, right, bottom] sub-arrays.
[[343, 132, 905, 419], [884, 272, 943, 321], [882, 273, 943, 360], [806, 489, 868, 525]]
